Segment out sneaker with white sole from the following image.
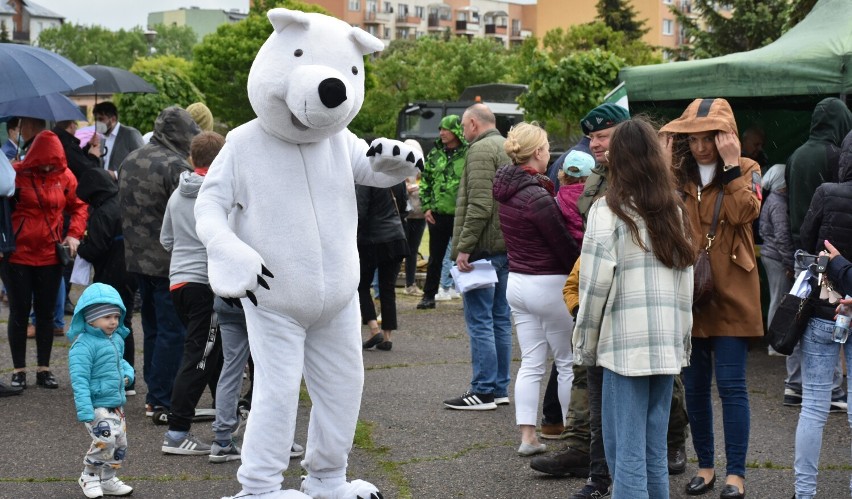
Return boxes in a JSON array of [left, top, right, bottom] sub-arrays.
[[495, 396, 510, 406], [100, 476, 133, 496], [162, 432, 212, 455], [78, 473, 103, 498], [831, 395, 848, 413], [783, 388, 802, 407], [443, 390, 497, 410], [403, 285, 423, 296], [291, 442, 305, 459], [435, 288, 453, 301], [209, 440, 241, 463]]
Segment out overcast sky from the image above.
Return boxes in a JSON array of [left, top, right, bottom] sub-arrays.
[[34, 1, 251, 31], [34, 0, 535, 32]]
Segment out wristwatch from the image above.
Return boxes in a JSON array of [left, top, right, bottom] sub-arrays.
[[723, 164, 737, 171]]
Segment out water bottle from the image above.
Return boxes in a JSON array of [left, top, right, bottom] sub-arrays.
[[833, 295, 851, 344]]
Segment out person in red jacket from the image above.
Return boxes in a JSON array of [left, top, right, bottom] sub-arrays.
[[2, 130, 88, 390]]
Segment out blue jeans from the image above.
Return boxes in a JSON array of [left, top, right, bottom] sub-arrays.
[[137, 274, 186, 408], [461, 253, 511, 397], [794, 318, 852, 499], [440, 239, 454, 289], [683, 336, 750, 477], [602, 369, 672, 499]]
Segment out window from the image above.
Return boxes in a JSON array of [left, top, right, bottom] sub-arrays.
[[383, 1, 392, 13], [366, 0, 377, 12], [383, 27, 391, 39], [365, 25, 378, 36], [662, 18, 673, 35], [663, 0, 673, 4], [398, 3, 408, 15], [348, 0, 360, 11], [414, 6, 424, 18]]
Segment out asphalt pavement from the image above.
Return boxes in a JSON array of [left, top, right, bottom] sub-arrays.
[[1, 290, 850, 498]]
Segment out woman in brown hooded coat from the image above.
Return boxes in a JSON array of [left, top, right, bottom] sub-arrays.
[[660, 98, 763, 499]]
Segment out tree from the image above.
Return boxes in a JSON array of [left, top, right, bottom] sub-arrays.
[[668, 0, 788, 60], [350, 36, 512, 138], [192, 0, 328, 127], [595, 0, 649, 41], [0, 21, 10, 43], [518, 49, 624, 140], [541, 22, 660, 66], [149, 24, 198, 61], [114, 55, 205, 132]]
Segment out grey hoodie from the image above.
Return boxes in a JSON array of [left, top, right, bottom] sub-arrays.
[[161, 170, 208, 286]]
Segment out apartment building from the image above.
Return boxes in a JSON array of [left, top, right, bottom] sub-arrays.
[[536, 0, 721, 52], [292, 0, 537, 48], [0, 0, 63, 44], [147, 6, 249, 41]]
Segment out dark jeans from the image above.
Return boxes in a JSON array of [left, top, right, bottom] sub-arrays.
[[137, 273, 186, 408], [2, 261, 62, 368], [358, 244, 401, 331], [587, 365, 611, 486], [169, 283, 222, 432], [423, 213, 454, 299], [404, 218, 426, 287], [683, 336, 750, 477]]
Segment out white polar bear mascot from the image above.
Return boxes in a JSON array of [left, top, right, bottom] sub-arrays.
[[195, 8, 422, 499]]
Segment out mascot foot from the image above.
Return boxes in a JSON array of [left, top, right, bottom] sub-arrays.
[[222, 489, 311, 499], [300, 477, 383, 499]]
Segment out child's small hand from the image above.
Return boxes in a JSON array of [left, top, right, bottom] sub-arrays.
[[124, 376, 129, 387]]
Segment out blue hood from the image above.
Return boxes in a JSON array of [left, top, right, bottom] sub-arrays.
[[66, 283, 129, 342]]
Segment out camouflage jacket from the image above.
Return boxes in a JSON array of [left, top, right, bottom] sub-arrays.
[[119, 107, 199, 277]]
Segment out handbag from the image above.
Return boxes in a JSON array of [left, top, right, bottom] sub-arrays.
[[30, 176, 72, 267], [693, 189, 724, 306], [767, 274, 820, 355]]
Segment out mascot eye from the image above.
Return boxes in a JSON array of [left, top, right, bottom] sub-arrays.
[[351, 66, 358, 75], [294, 49, 303, 57]]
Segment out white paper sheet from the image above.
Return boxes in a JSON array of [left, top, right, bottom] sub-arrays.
[[450, 259, 498, 294], [70, 256, 93, 286]]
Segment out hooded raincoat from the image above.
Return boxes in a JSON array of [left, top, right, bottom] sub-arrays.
[[67, 283, 135, 422], [419, 115, 468, 216], [661, 98, 763, 338]]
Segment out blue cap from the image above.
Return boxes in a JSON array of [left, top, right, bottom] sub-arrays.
[[562, 150, 595, 178]]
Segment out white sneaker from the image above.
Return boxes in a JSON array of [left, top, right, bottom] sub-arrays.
[[435, 288, 452, 301], [290, 442, 305, 459], [100, 476, 133, 496], [78, 473, 103, 498], [447, 287, 461, 299], [403, 285, 423, 296]]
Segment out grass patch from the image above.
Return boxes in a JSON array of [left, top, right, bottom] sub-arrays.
[[353, 420, 411, 498]]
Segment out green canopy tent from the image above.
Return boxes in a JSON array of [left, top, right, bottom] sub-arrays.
[[619, 0, 851, 165]]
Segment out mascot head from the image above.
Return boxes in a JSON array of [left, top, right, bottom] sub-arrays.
[[248, 8, 384, 143]]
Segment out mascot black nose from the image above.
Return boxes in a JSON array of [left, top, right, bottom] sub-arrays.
[[318, 78, 347, 109]]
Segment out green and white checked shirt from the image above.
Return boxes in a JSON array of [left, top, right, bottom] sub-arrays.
[[573, 200, 693, 376]]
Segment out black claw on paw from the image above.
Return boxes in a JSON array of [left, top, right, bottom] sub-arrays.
[[365, 146, 376, 157], [415, 158, 424, 170], [406, 151, 415, 162], [392, 145, 400, 156], [374, 143, 383, 154], [246, 290, 258, 307], [224, 297, 243, 309], [257, 275, 270, 290], [375, 493, 384, 499], [261, 265, 274, 278]]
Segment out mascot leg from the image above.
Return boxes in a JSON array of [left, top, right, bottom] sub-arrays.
[[235, 306, 305, 495], [300, 296, 381, 499]]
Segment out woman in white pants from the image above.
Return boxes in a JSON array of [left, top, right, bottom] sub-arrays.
[[492, 122, 581, 456]]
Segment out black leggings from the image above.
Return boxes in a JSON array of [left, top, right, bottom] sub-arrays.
[[2, 261, 63, 368], [357, 245, 401, 331]]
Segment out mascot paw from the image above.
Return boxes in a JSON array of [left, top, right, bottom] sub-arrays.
[[206, 232, 275, 307], [366, 138, 423, 175], [222, 489, 310, 499], [301, 477, 382, 499]]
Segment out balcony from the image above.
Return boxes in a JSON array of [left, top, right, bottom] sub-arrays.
[[364, 11, 392, 24], [455, 19, 479, 33], [396, 13, 421, 25], [12, 31, 31, 42], [485, 24, 507, 35], [427, 14, 453, 31]]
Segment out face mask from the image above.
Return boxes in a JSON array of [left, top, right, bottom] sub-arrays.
[[95, 121, 108, 135]]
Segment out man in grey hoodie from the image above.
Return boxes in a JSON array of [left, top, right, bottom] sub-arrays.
[[159, 131, 225, 455]]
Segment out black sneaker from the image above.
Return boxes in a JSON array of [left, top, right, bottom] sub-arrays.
[[416, 297, 436, 309], [443, 390, 497, 410], [36, 371, 58, 389], [569, 479, 611, 499], [783, 388, 802, 407], [10, 372, 26, 389]]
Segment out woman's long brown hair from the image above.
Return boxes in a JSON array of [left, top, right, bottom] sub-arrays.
[[604, 118, 695, 269]]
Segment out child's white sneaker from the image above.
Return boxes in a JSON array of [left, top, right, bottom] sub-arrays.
[[100, 476, 133, 496], [78, 473, 103, 498], [435, 287, 453, 301]]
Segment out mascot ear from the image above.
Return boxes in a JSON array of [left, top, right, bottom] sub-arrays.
[[268, 8, 311, 33], [350, 27, 385, 55]]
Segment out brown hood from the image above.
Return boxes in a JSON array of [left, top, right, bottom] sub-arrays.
[[660, 98, 738, 136]]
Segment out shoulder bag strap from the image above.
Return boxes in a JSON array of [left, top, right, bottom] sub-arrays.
[[704, 189, 724, 251]]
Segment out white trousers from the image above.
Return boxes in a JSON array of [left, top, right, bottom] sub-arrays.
[[507, 272, 574, 426], [237, 296, 364, 494]]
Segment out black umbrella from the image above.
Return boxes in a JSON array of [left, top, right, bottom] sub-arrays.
[[71, 64, 158, 96]]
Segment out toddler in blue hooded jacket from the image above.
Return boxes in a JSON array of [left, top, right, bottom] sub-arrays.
[[67, 283, 135, 498]]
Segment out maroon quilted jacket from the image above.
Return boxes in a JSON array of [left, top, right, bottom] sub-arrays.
[[492, 165, 579, 275]]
